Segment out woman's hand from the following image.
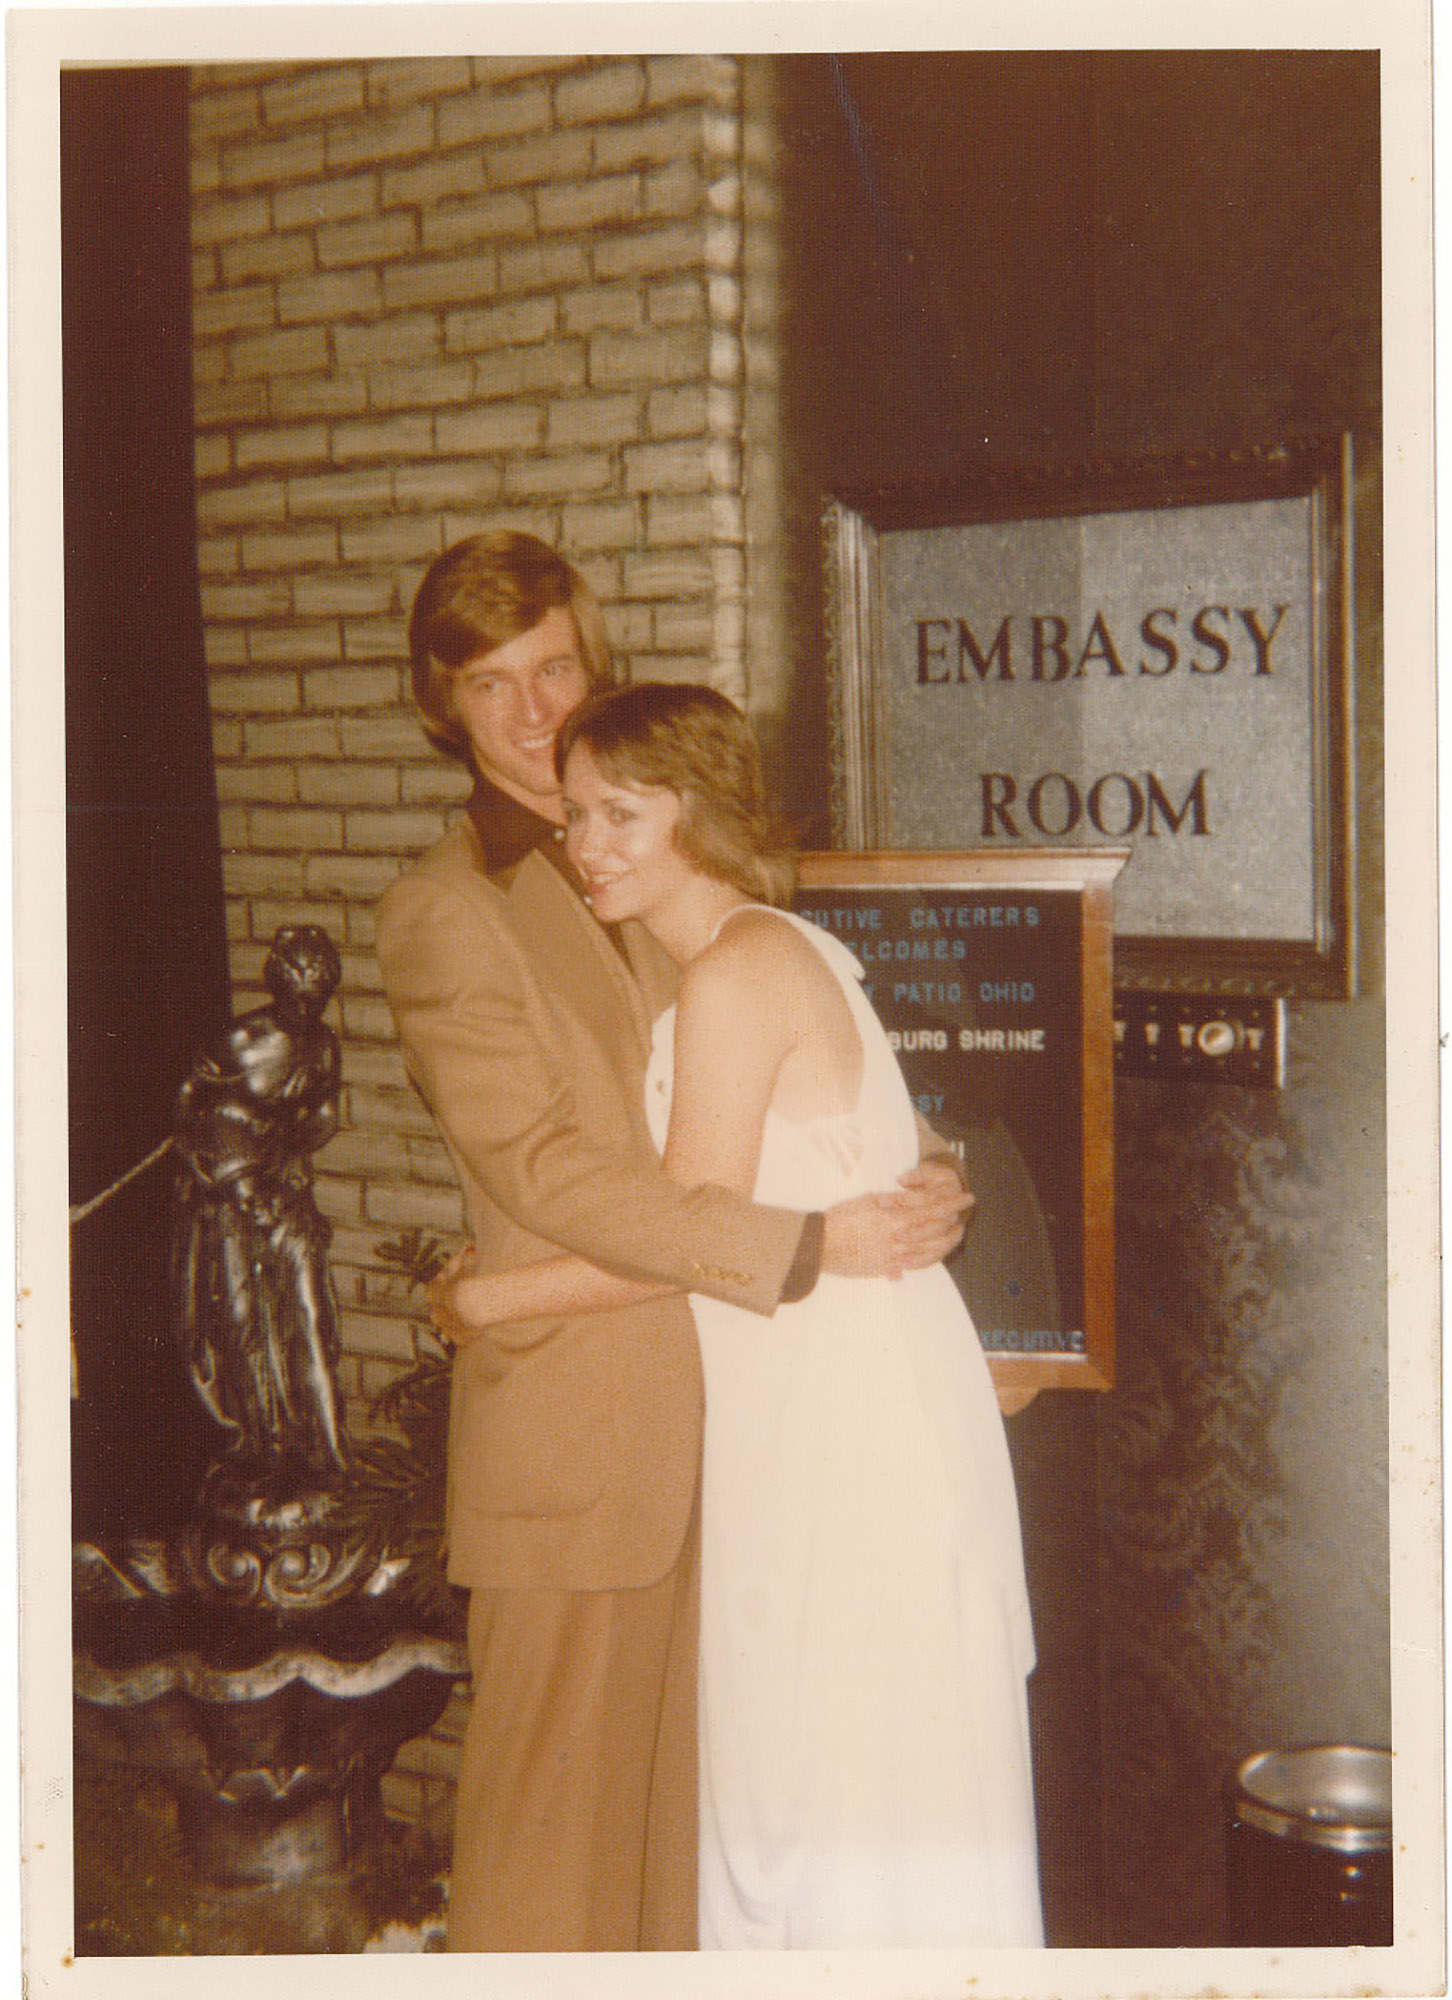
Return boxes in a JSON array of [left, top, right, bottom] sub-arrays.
[[427, 1243, 487, 1347], [820, 1171, 974, 1280]]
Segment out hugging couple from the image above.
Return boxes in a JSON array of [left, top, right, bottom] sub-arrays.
[[377, 532, 1042, 1953]]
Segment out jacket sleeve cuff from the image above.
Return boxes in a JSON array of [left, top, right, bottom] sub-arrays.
[[778, 1211, 824, 1304]]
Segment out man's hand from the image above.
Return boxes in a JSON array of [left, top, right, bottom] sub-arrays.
[[426, 1242, 482, 1347], [820, 1164, 974, 1279]]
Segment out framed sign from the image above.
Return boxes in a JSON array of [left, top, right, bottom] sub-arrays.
[[795, 849, 1124, 1397], [823, 437, 1355, 995]]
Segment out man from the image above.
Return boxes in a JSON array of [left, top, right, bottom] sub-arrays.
[[376, 533, 969, 1952]]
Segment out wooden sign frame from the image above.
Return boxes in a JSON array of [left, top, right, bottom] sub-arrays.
[[796, 849, 1125, 1396]]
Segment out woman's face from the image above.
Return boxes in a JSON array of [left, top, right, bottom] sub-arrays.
[[561, 742, 693, 927]]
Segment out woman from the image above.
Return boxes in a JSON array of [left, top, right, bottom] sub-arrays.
[[430, 682, 1043, 1950]]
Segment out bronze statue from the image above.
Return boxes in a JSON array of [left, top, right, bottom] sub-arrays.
[[172, 925, 350, 1480]]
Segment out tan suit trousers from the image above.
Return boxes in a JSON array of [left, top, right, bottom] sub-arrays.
[[446, 1497, 701, 1952]]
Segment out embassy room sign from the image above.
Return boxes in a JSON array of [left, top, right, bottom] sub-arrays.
[[823, 440, 1355, 995]]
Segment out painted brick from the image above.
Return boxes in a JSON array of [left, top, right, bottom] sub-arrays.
[[245, 716, 342, 759], [384, 254, 497, 312], [592, 328, 708, 390], [193, 284, 275, 340], [222, 851, 307, 897], [496, 241, 590, 296], [536, 175, 641, 237], [368, 360, 474, 411], [212, 719, 244, 760], [216, 762, 297, 804], [271, 371, 371, 420], [560, 497, 640, 549], [649, 278, 706, 328], [646, 54, 736, 108], [193, 341, 226, 385], [345, 809, 446, 852], [330, 414, 434, 463], [653, 604, 714, 652], [602, 602, 654, 653], [486, 129, 592, 191], [204, 627, 250, 670], [279, 268, 383, 325], [303, 664, 399, 709], [287, 467, 394, 517], [401, 765, 473, 807], [235, 423, 331, 471], [191, 82, 263, 144], [382, 153, 487, 213], [274, 173, 378, 230], [334, 316, 439, 368], [309, 855, 411, 904], [594, 109, 702, 175], [232, 326, 331, 379], [317, 213, 419, 269], [335, 1308, 417, 1362], [436, 82, 551, 148], [558, 292, 639, 347], [340, 1046, 414, 1093], [394, 459, 505, 512], [194, 244, 219, 291], [444, 295, 554, 352], [294, 573, 396, 618], [299, 763, 399, 807], [646, 158, 706, 222], [622, 439, 711, 494], [471, 344, 587, 399], [221, 231, 316, 286], [261, 65, 366, 128], [194, 381, 271, 427], [241, 527, 339, 570], [250, 624, 342, 665], [647, 383, 709, 438], [250, 806, 343, 850], [190, 145, 222, 200], [313, 1172, 364, 1223], [554, 60, 646, 127], [435, 404, 544, 454], [341, 516, 444, 565], [192, 190, 272, 244], [475, 55, 583, 86], [546, 394, 640, 448], [644, 493, 713, 545], [195, 439, 232, 483], [342, 621, 408, 668], [223, 130, 327, 192], [623, 550, 713, 598], [216, 805, 249, 849], [340, 716, 436, 762], [503, 452, 612, 501], [326, 104, 435, 172], [201, 580, 292, 622], [367, 56, 474, 106], [591, 222, 703, 285], [364, 1182, 466, 1232], [421, 190, 534, 252], [198, 480, 288, 529]]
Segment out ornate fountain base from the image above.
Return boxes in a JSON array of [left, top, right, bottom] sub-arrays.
[[74, 1582, 465, 1954]]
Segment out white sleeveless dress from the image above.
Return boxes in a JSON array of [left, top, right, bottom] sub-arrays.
[[645, 907, 1043, 1951]]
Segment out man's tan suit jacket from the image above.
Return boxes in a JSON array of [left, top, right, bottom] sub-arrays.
[[376, 817, 806, 1595]]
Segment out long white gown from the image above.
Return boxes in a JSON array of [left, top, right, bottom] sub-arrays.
[[645, 906, 1044, 1951]]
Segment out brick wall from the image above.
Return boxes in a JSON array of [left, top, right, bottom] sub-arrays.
[[188, 50, 784, 1842]]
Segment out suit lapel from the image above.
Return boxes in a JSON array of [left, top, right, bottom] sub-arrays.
[[502, 851, 654, 1061]]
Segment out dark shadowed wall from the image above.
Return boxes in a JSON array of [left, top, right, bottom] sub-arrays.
[[771, 49, 1384, 1945]]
